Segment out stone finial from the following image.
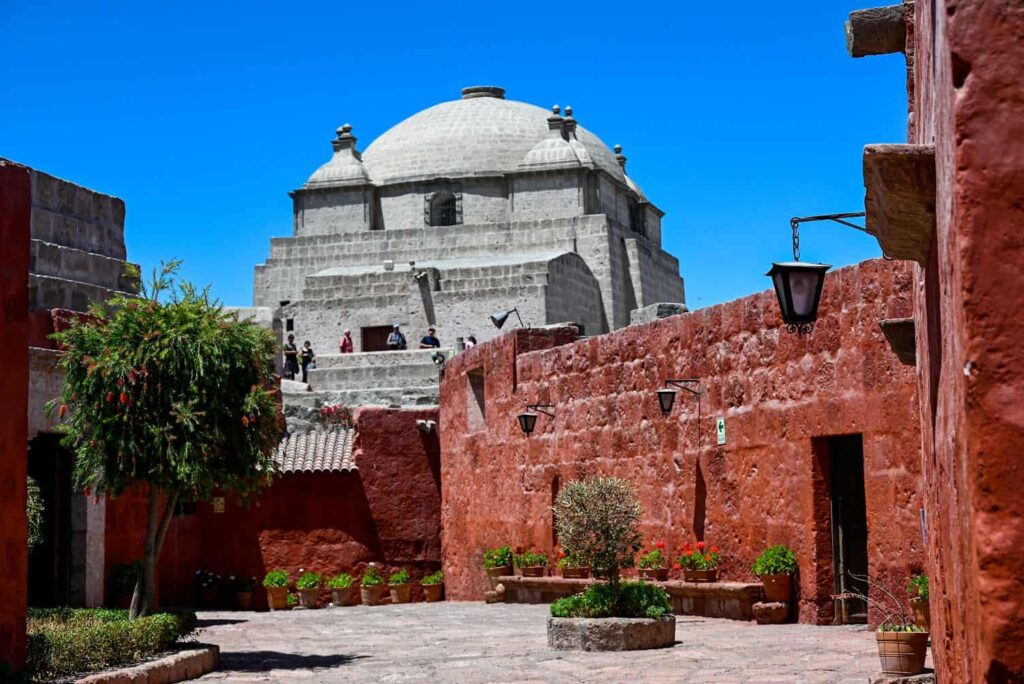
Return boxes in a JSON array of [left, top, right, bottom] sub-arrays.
[[562, 106, 578, 139], [614, 144, 627, 171], [331, 123, 361, 159], [547, 104, 566, 137], [552, 105, 560, 115]]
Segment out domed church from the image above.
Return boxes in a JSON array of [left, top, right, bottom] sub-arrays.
[[253, 85, 684, 359]]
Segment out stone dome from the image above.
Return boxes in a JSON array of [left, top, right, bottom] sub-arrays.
[[361, 86, 627, 185]]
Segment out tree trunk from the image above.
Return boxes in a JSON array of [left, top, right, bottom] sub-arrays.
[[128, 488, 179, 619]]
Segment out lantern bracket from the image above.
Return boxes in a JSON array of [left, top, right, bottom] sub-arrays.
[[790, 212, 867, 261], [525, 403, 555, 417], [664, 379, 701, 397]]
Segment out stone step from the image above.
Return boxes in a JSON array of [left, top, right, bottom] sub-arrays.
[[308, 364, 439, 390], [312, 350, 448, 369], [31, 240, 134, 292]]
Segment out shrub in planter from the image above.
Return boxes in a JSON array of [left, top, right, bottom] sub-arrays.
[[296, 571, 323, 608], [360, 565, 386, 606], [676, 541, 720, 582], [483, 545, 514, 582], [637, 541, 668, 581], [515, 551, 550, 577], [556, 550, 591, 579], [422, 570, 444, 602], [389, 568, 412, 604], [263, 569, 291, 610], [752, 544, 798, 602], [327, 573, 357, 607], [550, 581, 672, 619], [907, 574, 930, 631], [232, 575, 258, 610]]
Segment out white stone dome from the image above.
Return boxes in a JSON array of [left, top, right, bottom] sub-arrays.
[[361, 86, 626, 185]]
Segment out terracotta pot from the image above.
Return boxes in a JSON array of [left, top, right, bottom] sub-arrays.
[[331, 587, 357, 607], [521, 566, 548, 578], [234, 591, 252, 611], [760, 573, 792, 602], [266, 586, 289, 611], [423, 584, 444, 602], [683, 568, 718, 583], [389, 583, 412, 604], [361, 585, 385, 606], [561, 567, 591, 579], [298, 587, 320, 608], [910, 597, 930, 632], [876, 631, 929, 675], [640, 567, 669, 581], [485, 565, 512, 585]]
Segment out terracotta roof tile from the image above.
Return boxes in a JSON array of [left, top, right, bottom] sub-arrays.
[[273, 428, 355, 473]]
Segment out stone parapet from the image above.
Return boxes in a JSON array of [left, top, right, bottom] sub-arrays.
[[76, 644, 219, 683]]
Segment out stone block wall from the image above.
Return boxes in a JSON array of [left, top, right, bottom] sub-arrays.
[[295, 186, 374, 236], [511, 172, 583, 220], [439, 259, 922, 625]]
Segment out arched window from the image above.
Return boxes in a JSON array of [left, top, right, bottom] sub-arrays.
[[429, 192, 458, 226]]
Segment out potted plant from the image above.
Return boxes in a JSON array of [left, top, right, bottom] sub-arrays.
[[327, 572, 357, 607], [263, 568, 291, 610], [515, 551, 549, 577], [287, 592, 299, 609], [232, 575, 257, 610], [907, 574, 929, 631], [389, 568, 412, 603], [110, 561, 141, 609], [752, 544, 798, 602], [483, 545, 513, 584], [296, 571, 323, 608], [422, 570, 444, 602], [836, 573, 929, 676], [196, 569, 221, 608], [360, 565, 386, 606], [677, 541, 720, 582], [637, 541, 669, 581], [556, 550, 591, 579]]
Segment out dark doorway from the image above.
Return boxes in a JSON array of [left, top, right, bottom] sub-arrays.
[[361, 325, 393, 352], [28, 433, 74, 606], [826, 434, 868, 624]]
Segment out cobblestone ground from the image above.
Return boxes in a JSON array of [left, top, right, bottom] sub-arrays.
[[195, 602, 890, 683]]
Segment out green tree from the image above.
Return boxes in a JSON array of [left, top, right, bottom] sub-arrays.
[[27, 475, 44, 550], [48, 262, 281, 618]]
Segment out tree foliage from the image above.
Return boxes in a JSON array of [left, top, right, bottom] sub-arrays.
[[552, 476, 643, 585], [27, 476, 44, 550]]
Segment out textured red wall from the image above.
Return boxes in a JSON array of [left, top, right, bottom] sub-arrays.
[[911, 1, 1024, 680], [0, 161, 31, 667], [104, 407, 440, 608], [440, 259, 923, 624]]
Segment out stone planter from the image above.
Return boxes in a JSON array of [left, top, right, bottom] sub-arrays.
[[234, 591, 252, 611], [639, 567, 668, 582], [361, 585, 385, 606], [684, 568, 719, 583], [548, 615, 676, 651], [561, 567, 591, 579], [485, 565, 512, 587], [759, 573, 792, 602], [389, 583, 411, 604], [266, 586, 289, 611], [521, 566, 548, 578], [423, 584, 444, 602], [876, 631, 929, 675], [298, 588, 320, 608], [910, 597, 930, 632], [331, 587, 357, 607]]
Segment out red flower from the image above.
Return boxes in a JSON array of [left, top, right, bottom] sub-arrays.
[[711, 546, 719, 553], [704, 554, 712, 562], [119, 391, 129, 404], [241, 416, 250, 427], [696, 541, 705, 550], [672, 563, 681, 571], [105, 391, 114, 403], [655, 540, 666, 550], [58, 404, 68, 418]]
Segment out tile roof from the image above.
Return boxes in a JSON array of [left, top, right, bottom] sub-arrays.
[[273, 428, 356, 473]]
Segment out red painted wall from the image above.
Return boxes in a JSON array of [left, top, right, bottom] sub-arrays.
[[440, 259, 923, 625], [0, 161, 31, 667], [911, 1, 1024, 679], [104, 407, 440, 608]]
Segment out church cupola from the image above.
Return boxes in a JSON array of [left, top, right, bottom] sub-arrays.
[[303, 123, 371, 188], [518, 105, 581, 170]]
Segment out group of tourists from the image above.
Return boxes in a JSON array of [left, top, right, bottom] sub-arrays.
[[282, 335, 316, 383]]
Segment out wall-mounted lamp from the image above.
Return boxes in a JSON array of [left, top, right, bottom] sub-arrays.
[[416, 419, 437, 434], [431, 350, 446, 379], [768, 213, 867, 336], [490, 307, 526, 330], [657, 379, 701, 415], [518, 404, 555, 436]]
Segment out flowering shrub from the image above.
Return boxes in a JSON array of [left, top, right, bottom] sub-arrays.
[[638, 540, 668, 569], [194, 569, 220, 590], [422, 570, 444, 586], [232, 575, 257, 592], [907, 574, 929, 600], [389, 568, 411, 585], [318, 403, 353, 428], [327, 573, 355, 589], [550, 581, 672, 619], [296, 572, 322, 590], [556, 549, 588, 569], [482, 545, 513, 569], [262, 569, 290, 588], [515, 551, 549, 568], [676, 541, 720, 570], [752, 544, 798, 575], [361, 565, 384, 587]]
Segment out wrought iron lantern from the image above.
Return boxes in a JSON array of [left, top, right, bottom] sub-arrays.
[[518, 404, 554, 436], [657, 379, 701, 416], [490, 307, 525, 330]]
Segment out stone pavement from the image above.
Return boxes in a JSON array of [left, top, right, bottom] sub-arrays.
[[194, 602, 900, 683]]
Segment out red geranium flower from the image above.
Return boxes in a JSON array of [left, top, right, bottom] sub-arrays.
[[673, 563, 681, 571], [705, 554, 712, 561], [655, 540, 666, 550], [696, 541, 705, 550], [711, 546, 719, 553]]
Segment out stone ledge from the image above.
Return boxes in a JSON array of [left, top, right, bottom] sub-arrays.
[[76, 644, 219, 684], [547, 615, 676, 651], [879, 318, 916, 366], [863, 144, 936, 266]]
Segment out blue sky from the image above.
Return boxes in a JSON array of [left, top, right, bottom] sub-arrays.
[[1, 1, 906, 309]]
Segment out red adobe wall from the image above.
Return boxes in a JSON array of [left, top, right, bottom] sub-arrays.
[[104, 406, 440, 608], [910, 0, 1024, 679], [440, 258, 923, 625], [0, 161, 31, 668]]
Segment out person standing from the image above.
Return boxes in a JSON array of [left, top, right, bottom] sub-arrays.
[[283, 334, 300, 380], [339, 329, 354, 354], [419, 327, 441, 349], [387, 324, 407, 351], [465, 335, 477, 349], [300, 340, 316, 384]]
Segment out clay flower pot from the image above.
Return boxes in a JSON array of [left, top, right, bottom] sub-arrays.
[[683, 568, 718, 583], [423, 584, 444, 602], [234, 591, 252, 611], [298, 588, 320, 608], [266, 586, 289, 611], [361, 585, 385, 606], [485, 565, 512, 586], [389, 583, 411, 604], [521, 566, 548, 578], [561, 567, 591, 579], [640, 567, 669, 582], [876, 631, 929, 675], [331, 587, 357, 607], [910, 597, 930, 632], [759, 573, 792, 602]]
